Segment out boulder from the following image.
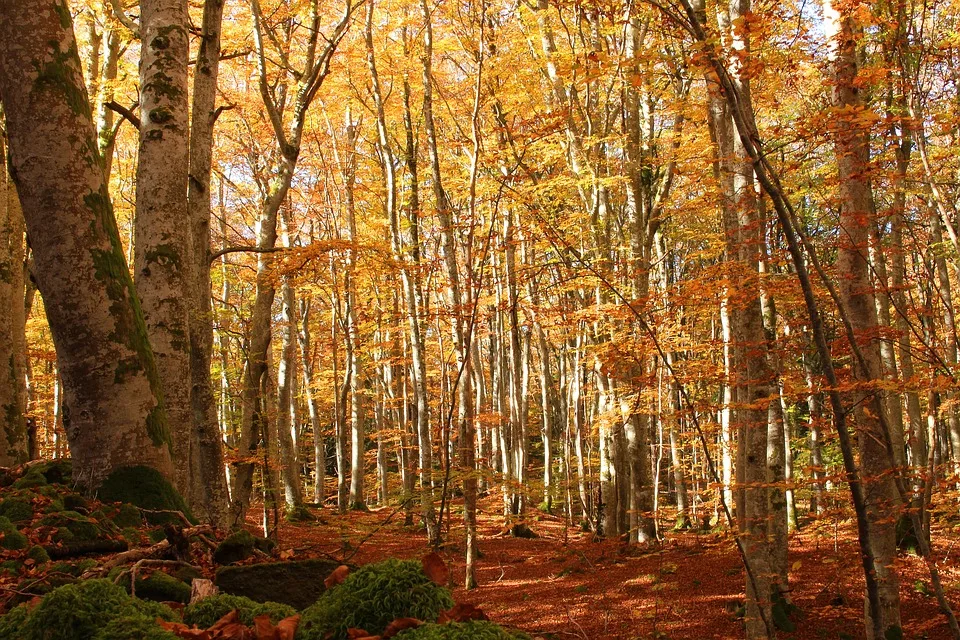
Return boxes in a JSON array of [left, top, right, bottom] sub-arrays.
[[214, 558, 342, 610]]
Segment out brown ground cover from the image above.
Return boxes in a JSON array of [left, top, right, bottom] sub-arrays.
[[268, 496, 960, 640]]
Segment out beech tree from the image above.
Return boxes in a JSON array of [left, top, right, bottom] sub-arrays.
[[0, 0, 173, 486]]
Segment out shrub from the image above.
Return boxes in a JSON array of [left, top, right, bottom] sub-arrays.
[[183, 594, 295, 629], [297, 559, 455, 640], [394, 622, 531, 640]]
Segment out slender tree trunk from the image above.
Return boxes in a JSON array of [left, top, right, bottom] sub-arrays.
[[823, 2, 902, 634], [0, 133, 28, 466], [134, 0, 193, 498], [186, 0, 230, 526], [0, 0, 173, 485]]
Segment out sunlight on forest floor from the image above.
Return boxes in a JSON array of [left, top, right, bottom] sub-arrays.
[[246, 495, 960, 639]]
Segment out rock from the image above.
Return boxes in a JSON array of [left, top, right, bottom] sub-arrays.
[[95, 466, 194, 525], [215, 558, 342, 610], [509, 523, 538, 539]]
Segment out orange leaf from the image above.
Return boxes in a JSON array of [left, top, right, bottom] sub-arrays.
[[382, 618, 422, 638], [253, 614, 276, 639], [325, 565, 350, 589], [421, 552, 448, 586], [210, 610, 241, 632], [346, 628, 373, 639], [275, 615, 300, 640], [438, 603, 488, 624]]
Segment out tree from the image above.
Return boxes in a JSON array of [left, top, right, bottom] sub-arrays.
[[0, 0, 173, 487]]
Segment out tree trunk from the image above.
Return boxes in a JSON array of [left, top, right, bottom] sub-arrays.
[[0, 0, 173, 486], [134, 0, 194, 499], [0, 133, 28, 466], [823, 1, 902, 634], [186, 0, 230, 527]]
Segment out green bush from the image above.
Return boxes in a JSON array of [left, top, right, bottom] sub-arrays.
[[183, 594, 295, 629], [12, 579, 175, 640], [297, 559, 455, 640], [93, 615, 178, 640], [394, 622, 531, 640], [96, 466, 194, 525]]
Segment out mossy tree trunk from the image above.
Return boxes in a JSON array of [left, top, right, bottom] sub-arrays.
[[0, 132, 29, 467], [134, 0, 194, 497], [0, 0, 173, 486]]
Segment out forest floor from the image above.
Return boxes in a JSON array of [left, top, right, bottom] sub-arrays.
[[263, 495, 960, 640]]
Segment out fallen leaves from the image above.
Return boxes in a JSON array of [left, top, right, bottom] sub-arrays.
[[324, 564, 350, 589], [421, 552, 448, 586], [158, 609, 301, 640]]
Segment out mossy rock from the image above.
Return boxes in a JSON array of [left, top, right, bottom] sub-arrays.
[[0, 603, 31, 640], [215, 558, 341, 610], [285, 505, 315, 522], [30, 460, 73, 485], [114, 569, 192, 604], [0, 495, 35, 524], [17, 578, 177, 640], [394, 622, 531, 640], [38, 510, 107, 544], [147, 527, 168, 543], [96, 466, 194, 525], [13, 470, 47, 490], [214, 528, 275, 565], [62, 493, 90, 513], [183, 593, 296, 629], [121, 527, 147, 547], [112, 503, 142, 529], [94, 615, 178, 640], [0, 517, 28, 550], [172, 565, 203, 585], [297, 559, 455, 640], [0, 560, 20, 577], [27, 545, 50, 564]]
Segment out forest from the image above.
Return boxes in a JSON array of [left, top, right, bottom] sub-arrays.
[[0, 0, 960, 637]]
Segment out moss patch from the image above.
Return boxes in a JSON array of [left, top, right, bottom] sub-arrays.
[[96, 466, 192, 525], [394, 622, 531, 640], [297, 559, 455, 640], [183, 593, 295, 629], [94, 615, 178, 640]]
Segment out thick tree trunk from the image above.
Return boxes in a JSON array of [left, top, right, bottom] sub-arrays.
[[0, 0, 173, 486]]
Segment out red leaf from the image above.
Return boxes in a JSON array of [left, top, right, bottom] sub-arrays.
[[325, 565, 350, 589], [438, 603, 489, 624], [212, 622, 254, 639], [346, 628, 373, 639], [275, 615, 300, 640], [382, 618, 422, 638], [421, 552, 448, 586]]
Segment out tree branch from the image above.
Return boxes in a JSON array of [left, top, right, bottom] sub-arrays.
[[209, 246, 286, 263], [105, 101, 141, 130]]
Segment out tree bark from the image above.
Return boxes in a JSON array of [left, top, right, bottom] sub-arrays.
[[0, 0, 173, 486]]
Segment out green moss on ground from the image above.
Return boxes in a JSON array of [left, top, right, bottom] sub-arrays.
[[183, 593, 295, 629], [296, 559, 455, 640], [0, 603, 31, 640], [0, 495, 34, 524], [0, 517, 27, 550], [7, 578, 176, 640], [93, 615, 178, 640], [394, 622, 531, 640], [113, 569, 191, 604], [111, 503, 142, 528], [37, 510, 107, 543], [96, 466, 193, 525], [27, 545, 49, 564]]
